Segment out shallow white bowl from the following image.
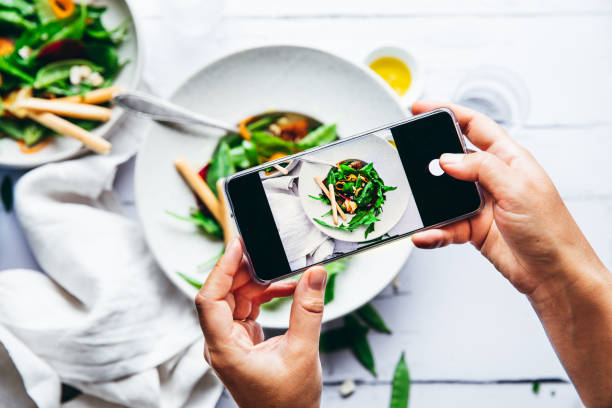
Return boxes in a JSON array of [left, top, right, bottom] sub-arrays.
[[0, 0, 142, 169], [135, 45, 414, 328], [364, 45, 424, 108]]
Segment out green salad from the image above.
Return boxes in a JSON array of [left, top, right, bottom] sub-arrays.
[[311, 159, 397, 239], [171, 112, 350, 298], [0, 0, 128, 148]]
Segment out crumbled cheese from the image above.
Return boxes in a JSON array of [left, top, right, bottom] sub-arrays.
[[87, 71, 104, 87], [17, 46, 32, 60], [339, 379, 356, 398], [80, 65, 92, 78], [269, 123, 281, 136], [69, 65, 84, 85]]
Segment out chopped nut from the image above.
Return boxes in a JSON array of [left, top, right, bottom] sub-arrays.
[[17, 46, 32, 60], [69, 65, 84, 85], [87, 71, 104, 87], [339, 379, 356, 398]]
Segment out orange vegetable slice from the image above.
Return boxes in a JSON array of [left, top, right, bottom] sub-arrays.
[[50, 0, 75, 19], [0, 37, 14, 57], [267, 152, 288, 162], [18, 138, 52, 154], [238, 116, 253, 140]]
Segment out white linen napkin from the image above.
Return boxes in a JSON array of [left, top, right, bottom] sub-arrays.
[[0, 116, 222, 408], [261, 163, 334, 270]]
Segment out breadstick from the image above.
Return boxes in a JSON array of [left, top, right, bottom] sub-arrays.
[[329, 183, 338, 225], [26, 111, 111, 154], [174, 158, 223, 223], [273, 164, 288, 175], [313, 176, 347, 221], [216, 179, 238, 244], [16, 98, 112, 121], [55, 86, 121, 104]]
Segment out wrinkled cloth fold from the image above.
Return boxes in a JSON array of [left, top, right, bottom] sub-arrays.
[[0, 116, 222, 408], [261, 163, 334, 270]]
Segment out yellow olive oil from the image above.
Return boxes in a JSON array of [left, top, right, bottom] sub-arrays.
[[369, 56, 412, 96]]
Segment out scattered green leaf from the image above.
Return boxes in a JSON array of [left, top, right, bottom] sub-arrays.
[[389, 352, 410, 408], [356, 303, 392, 334], [345, 314, 377, 376]]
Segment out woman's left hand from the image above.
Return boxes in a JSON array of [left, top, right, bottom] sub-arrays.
[[195, 237, 327, 408]]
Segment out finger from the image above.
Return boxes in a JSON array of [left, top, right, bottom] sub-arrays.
[[230, 260, 253, 291], [233, 280, 269, 320], [195, 237, 243, 344], [234, 280, 296, 321], [439, 151, 515, 201], [411, 100, 518, 160], [286, 266, 327, 350], [411, 219, 472, 249], [200, 237, 244, 302], [249, 281, 298, 320]]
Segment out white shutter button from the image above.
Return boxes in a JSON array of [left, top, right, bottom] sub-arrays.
[[428, 159, 444, 176]]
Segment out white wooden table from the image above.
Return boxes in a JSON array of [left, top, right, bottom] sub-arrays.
[[2, 1, 611, 406]]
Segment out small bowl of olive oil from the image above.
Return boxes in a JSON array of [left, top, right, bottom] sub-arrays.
[[364, 46, 424, 108]]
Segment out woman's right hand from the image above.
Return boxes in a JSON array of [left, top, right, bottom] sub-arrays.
[[410, 101, 612, 408], [410, 101, 605, 301]]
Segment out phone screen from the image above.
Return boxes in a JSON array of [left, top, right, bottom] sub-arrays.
[[227, 110, 483, 282]]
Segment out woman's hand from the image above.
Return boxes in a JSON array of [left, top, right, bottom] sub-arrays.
[[411, 101, 612, 407], [411, 101, 605, 300], [195, 237, 327, 408]]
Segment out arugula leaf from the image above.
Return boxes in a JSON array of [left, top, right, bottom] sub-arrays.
[[0, 9, 36, 31], [177, 272, 203, 290], [206, 141, 235, 196], [309, 194, 330, 204], [166, 209, 223, 239], [389, 352, 410, 408], [246, 114, 281, 132], [22, 122, 46, 146], [85, 42, 119, 78], [33, 59, 102, 89], [324, 270, 338, 304], [295, 123, 337, 150], [250, 130, 294, 158], [356, 303, 392, 334], [0, 57, 34, 83], [1, 175, 12, 212], [0, 0, 35, 16]]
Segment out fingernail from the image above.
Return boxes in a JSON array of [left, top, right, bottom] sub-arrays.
[[308, 267, 327, 291], [440, 153, 463, 165]]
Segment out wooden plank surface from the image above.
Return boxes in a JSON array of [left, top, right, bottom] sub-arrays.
[[2, 1, 610, 407]]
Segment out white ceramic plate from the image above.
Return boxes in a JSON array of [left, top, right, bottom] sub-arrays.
[[0, 0, 142, 169], [297, 134, 410, 242], [135, 45, 413, 328]]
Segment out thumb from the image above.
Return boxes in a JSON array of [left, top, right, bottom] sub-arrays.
[[286, 266, 327, 349], [440, 151, 515, 200]]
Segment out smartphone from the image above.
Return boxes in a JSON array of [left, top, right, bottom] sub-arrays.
[[224, 108, 484, 283]]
